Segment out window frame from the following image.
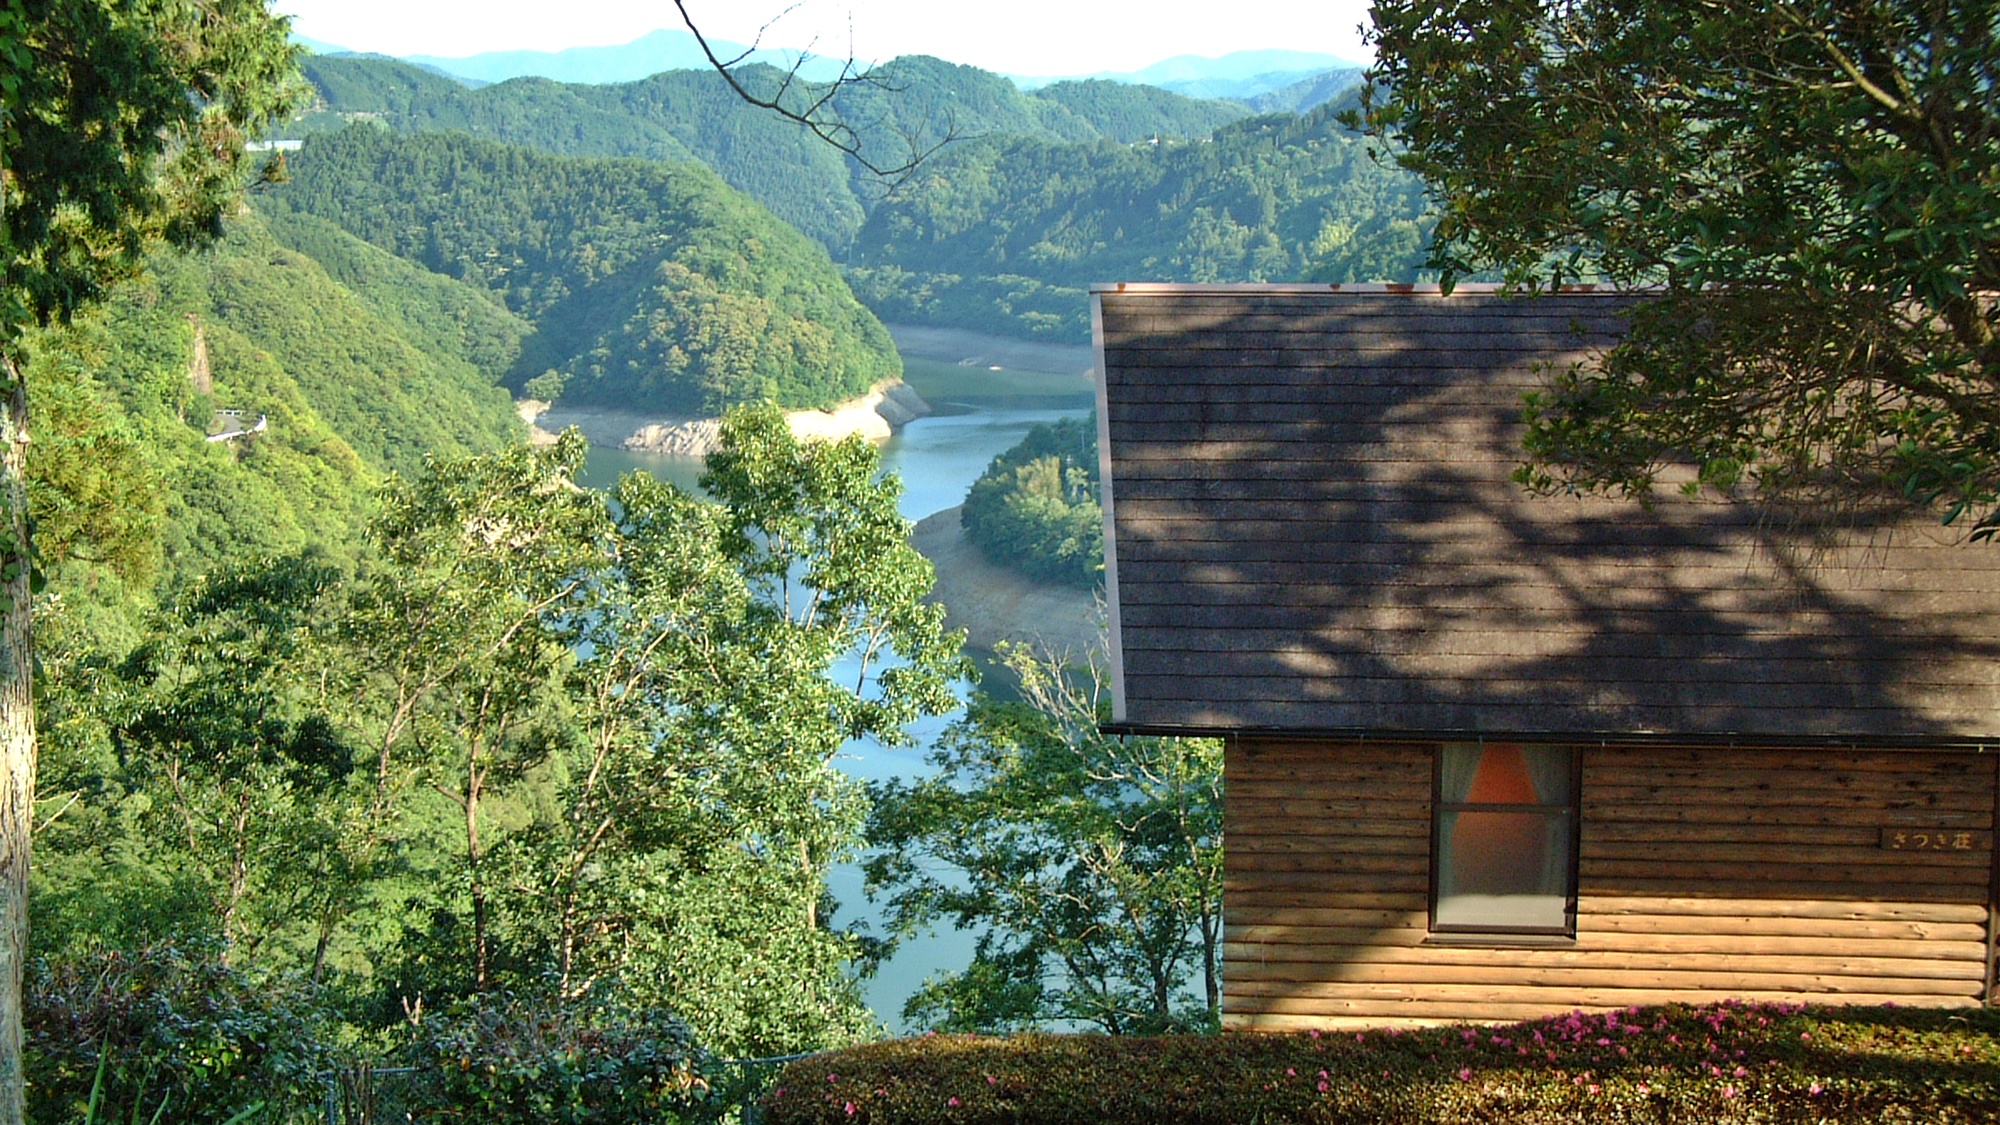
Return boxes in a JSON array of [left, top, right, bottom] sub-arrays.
[[1426, 741, 1582, 939]]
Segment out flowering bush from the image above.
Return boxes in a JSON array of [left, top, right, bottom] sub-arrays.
[[760, 1002, 2000, 1124]]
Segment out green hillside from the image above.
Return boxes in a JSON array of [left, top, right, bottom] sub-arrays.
[[284, 54, 1257, 251], [277, 56, 1429, 344], [847, 106, 1433, 341], [28, 210, 526, 594], [1026, 79, 1251, 143], [263, 126, 899, 413]]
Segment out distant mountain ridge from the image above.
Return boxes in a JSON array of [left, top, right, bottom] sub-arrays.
[[281, 54, 1254, 250], [402, 28, 852, 87], [1012, 48, 1363, 96], [293, 28, 1364, 103]]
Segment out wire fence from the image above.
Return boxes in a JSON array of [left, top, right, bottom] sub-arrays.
[[320, 1053, 815, 1125]]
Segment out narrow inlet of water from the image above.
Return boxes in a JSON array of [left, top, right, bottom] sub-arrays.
[[575, 350, 1093, 1033]]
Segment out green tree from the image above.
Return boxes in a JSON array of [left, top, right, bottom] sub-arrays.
[[1361, 0, 2000, 526], [960, 416, 1104, 587], [0, 1, 300, 1115], [865, 644, 1222, 1035], [584, 405, 963, 1054], [350, 430, 607, 991], [111, 559, 355, 965], [324, 408, 962, 1055]]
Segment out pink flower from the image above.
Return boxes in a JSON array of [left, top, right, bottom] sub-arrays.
[[843, 1102, 856, 1117], [828, 1075, 838, 1082], [1457, 1068, 1473, 1082], [1637, 1082, 1651, 1095], [1809, 1083, 1824, 1095], [1317, 1080, 1329, 1093], [1318, 1070, 1328, 1080], [1286, 1068, 1296, 1077], [1722, 1086, 1738, 1100], [986, 1076, 997, 1085], [1733, 1066, 1748, 1078], [1587, 1084, 1600, 1095], [948, 1097, 960, 1107], [1308, 1029, 1321, 1039]]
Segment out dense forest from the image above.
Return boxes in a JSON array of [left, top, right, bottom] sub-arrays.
[[281, 54, 1431, 342], [263, 127, 900, 413], [960, 417, 1103, 587], [283, 55, 1256, 251], [30, 210, 522, 610], [848, 104, 1431, 341]]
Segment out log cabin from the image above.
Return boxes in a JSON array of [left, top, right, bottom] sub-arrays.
[[1090, 283, 2000, 1031]]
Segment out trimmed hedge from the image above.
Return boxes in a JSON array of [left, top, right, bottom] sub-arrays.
[[761, 1002, 2000, 1124]]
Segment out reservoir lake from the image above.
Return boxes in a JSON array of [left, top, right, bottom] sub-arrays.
[[577, 334, 1094, 1034]]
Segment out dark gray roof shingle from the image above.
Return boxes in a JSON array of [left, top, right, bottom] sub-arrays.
[[1095, 285, 2000, 742]]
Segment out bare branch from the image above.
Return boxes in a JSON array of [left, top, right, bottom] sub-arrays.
[[669, 0, 957, 183]]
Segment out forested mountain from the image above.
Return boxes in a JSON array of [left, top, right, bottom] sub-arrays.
[[847, 105, 1433, 341], [285, 55, 1256, 250], [280, 55, 1428, 344], [262, 126, 900, 413], [29, 210, 525, 604], [1031, 80, 1252, 143], [1241, 67, 1368, 114]]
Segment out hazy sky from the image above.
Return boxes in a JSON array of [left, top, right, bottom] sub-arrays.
[[275, 0, 1377, 76]]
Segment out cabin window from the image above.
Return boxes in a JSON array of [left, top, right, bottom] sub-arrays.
[[1430, 742, 1578, 935]]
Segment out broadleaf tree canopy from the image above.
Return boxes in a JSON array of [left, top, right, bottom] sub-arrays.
[[1361, 0, 1999, 529]]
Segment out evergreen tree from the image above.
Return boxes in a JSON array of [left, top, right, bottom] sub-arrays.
[[0, 3, 300, 1115]]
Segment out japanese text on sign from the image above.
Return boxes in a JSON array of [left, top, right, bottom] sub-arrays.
[[1879, 828, 1987, 852]]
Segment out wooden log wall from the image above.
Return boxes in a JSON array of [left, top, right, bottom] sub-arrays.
[[1224, 737, 1997, 1031]]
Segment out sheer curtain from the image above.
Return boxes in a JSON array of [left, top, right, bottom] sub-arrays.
[[1439, 742, 1482, 803], [1524, 746, 1575, 900], [1434, 743, 1575, 930]]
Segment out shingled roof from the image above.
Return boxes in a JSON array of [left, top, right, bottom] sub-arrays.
[[1093, 283, 2000, 744]]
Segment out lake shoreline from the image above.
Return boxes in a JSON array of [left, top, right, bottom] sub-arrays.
[[912, 506, 1103, 663], [522, 323, 1095, 455], [525, 381, 931, 454]]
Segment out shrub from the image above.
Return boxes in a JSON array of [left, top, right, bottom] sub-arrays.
[[25, 944, 337, 1125], [760, 1001, 2000, 1124], [405, 989, 715, 1125]]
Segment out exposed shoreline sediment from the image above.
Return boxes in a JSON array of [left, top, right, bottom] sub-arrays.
[[911, 506, 1104, 662], [523, 381, 931, 454]]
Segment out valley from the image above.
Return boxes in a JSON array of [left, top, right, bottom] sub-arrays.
[[27, 28, 1414, 1057]]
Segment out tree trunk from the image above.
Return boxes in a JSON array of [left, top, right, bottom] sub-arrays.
[[465, 765, 488, 990], [0, 360, 35, 1125]]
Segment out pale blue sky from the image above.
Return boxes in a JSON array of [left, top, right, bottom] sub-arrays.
[[275, 0, 1376, 78]]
